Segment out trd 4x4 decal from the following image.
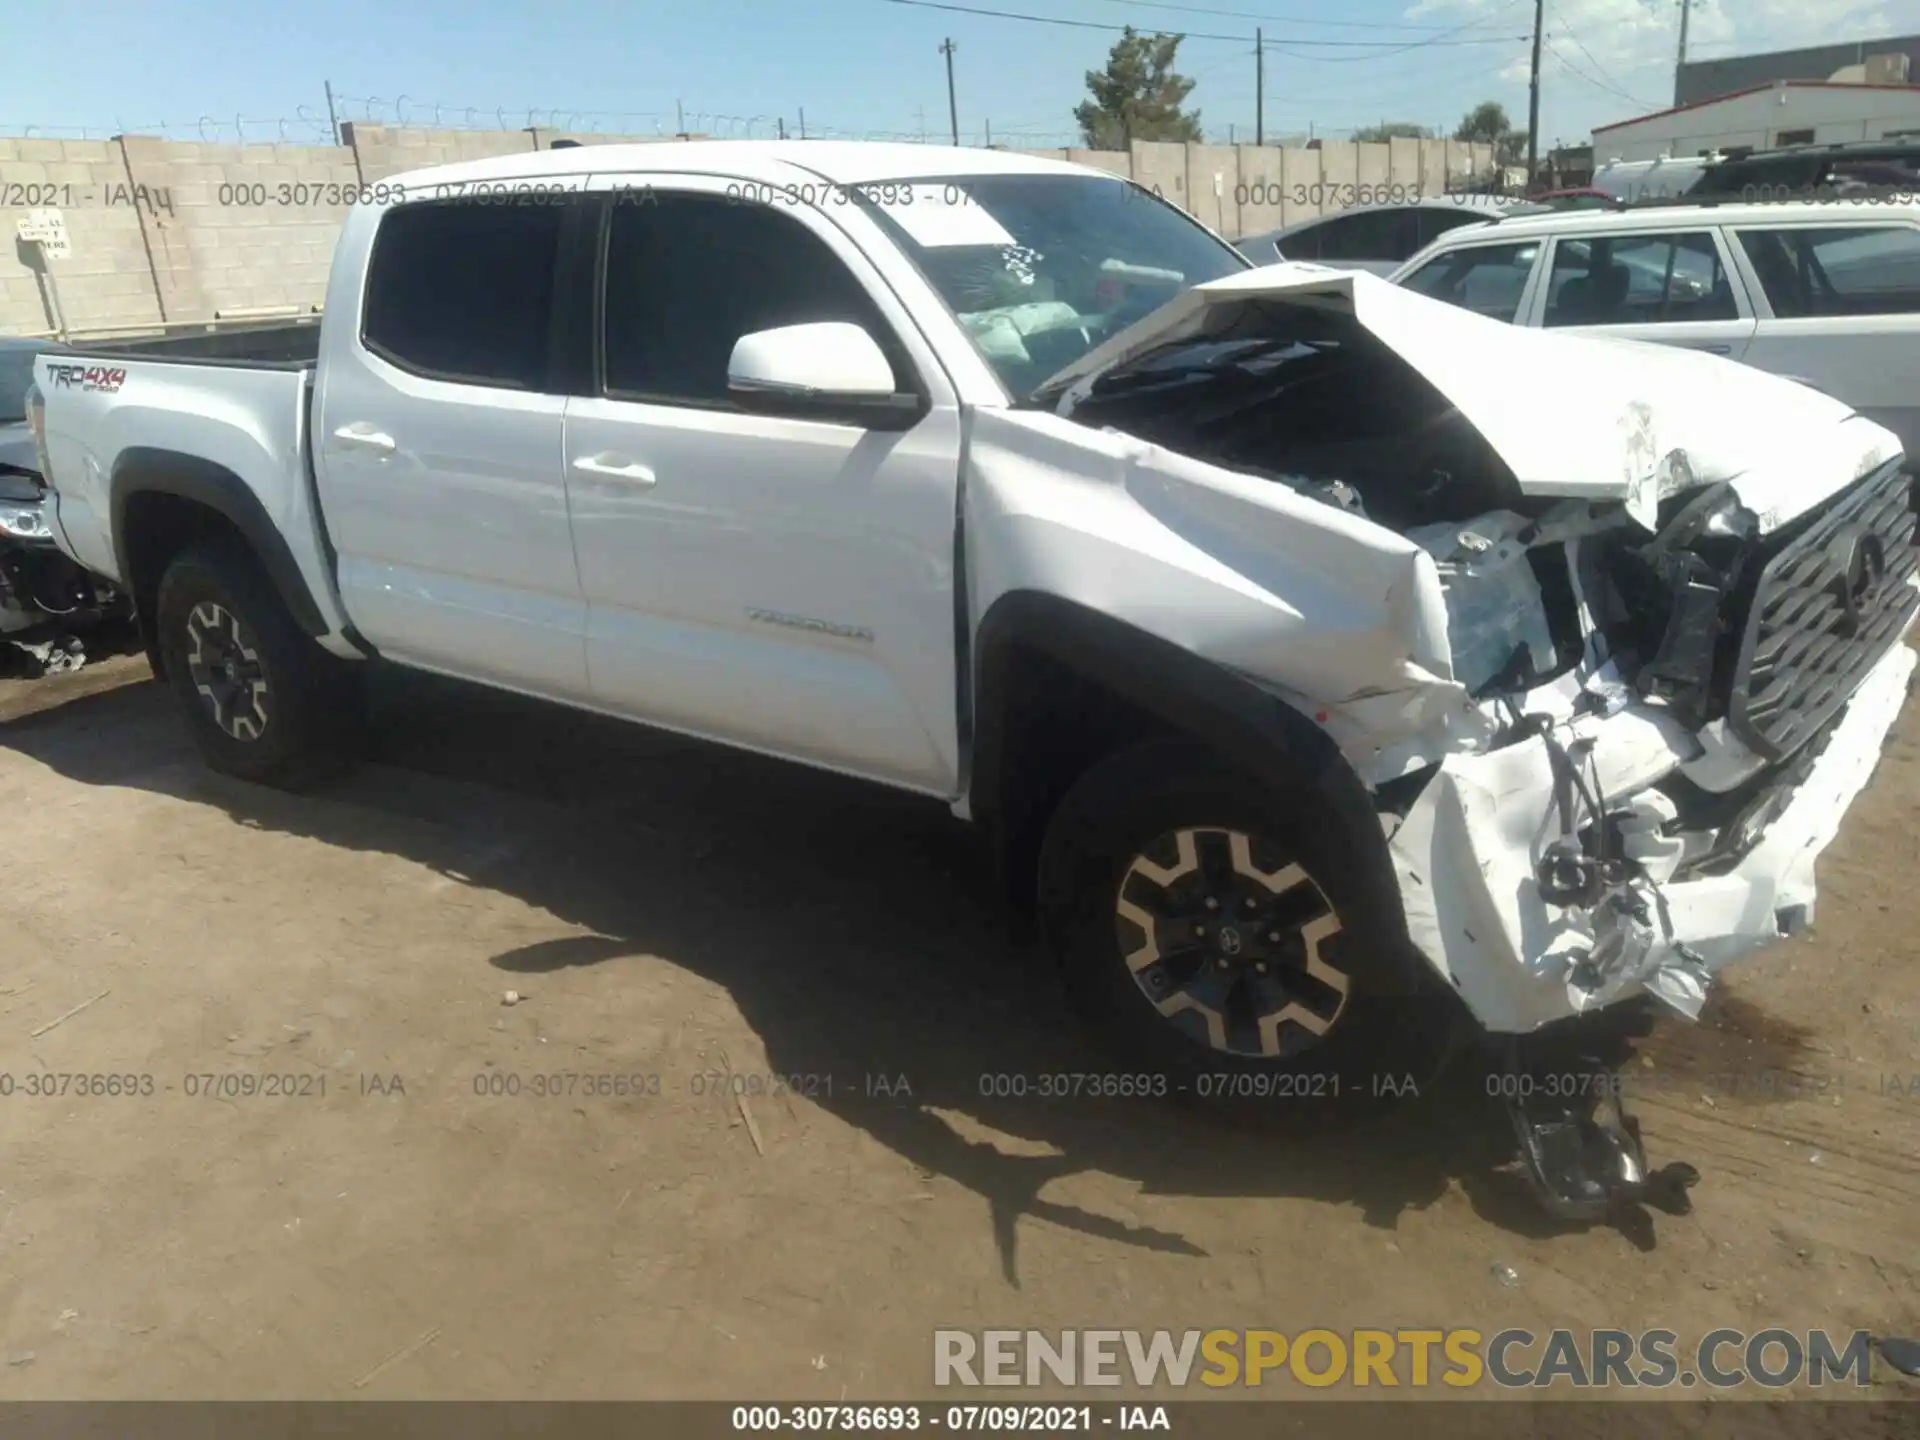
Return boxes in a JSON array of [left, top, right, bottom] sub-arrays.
[[46, 363, 127, 394]]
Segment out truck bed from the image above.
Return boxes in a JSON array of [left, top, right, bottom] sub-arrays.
[[54, 318, 322, 368], [33, 346, 353, 650]]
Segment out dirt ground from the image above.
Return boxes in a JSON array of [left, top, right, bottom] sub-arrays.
[[0, 636, 1916, 1404]]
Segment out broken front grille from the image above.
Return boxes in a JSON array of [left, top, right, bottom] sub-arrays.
[[1728, 459, 1920, 762]]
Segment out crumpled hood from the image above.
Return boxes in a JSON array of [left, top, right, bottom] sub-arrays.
[[1049, 264, 1904, 532]]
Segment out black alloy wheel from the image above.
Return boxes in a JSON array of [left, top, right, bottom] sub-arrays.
[[183, 599, 271, 741], [1115, 825, 1350, 1059]]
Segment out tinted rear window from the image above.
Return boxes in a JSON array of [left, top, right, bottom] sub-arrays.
[[1397, 241, 1540, 321], [362, 202, 565, 388], [1308, 208, 1420, 262], [1736, 225, 1920, 318]]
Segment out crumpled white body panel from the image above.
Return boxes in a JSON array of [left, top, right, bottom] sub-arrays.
[[1046, 264, 1904, 531], [964, 393, 1916, 1037], [963, 406, 1466, 735], [1388, 642, 1915, 1032]]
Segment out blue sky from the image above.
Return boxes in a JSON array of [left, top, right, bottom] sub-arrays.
[[8, 0, 1919, 151]]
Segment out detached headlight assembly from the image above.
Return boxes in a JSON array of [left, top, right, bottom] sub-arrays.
[[0, 504, 53, 540]]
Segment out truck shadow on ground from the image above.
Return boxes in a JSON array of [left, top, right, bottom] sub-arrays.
[[7, 667, 1710, 1280]]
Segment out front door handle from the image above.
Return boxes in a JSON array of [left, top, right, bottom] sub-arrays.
[[332, 423, 396, 454], [1692, 343, 1732, 354], [572, 454, 657, 486]]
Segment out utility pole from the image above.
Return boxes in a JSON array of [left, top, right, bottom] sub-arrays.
[[324, 79, 340, 143], [1255, 30, 1265, 146], [677, 99, 685, 135], [940, 38, 960, 145], [1526, 0, 1544, 192], [799, 107, 807, 139], [778, 117, 787, 140], [1676, 0, 1691, 100]]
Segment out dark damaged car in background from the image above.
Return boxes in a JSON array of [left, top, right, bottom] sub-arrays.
[[1, 336, 128, 669]]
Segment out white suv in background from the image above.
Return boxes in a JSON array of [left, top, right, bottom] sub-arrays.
[[1387, 200, 1920, 455]]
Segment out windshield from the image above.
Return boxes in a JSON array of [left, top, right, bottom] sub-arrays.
[[858, 173, 1249, 401]]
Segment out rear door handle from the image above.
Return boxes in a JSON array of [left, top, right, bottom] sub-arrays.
[[1693, 343, 1732, 354], [332, 423, 396, 454], [572, 453, 657, 486]]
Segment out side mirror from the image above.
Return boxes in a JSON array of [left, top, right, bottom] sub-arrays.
[[727, 322, 923, 429]]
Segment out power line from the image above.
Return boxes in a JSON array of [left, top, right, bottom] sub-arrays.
[[1262, 30, 1528, 63], [1077, 0, 1468, 31], [1246, 0, 1535, 65], [1546, 2, 1660, 109], [876, 0, 1528, 49], [1245, 0, 1543, 68], [1262, 53, 1527, 116], [1542, 38, 1657, 109]]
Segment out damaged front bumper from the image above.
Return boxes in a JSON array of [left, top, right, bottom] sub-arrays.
[[1023, 264, 1918, 1221], [1389, 636, 1916, 1034]]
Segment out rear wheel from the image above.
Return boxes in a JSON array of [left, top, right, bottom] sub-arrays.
[[155, 538, 360, 788], [1038, 740, 1456, 1107]]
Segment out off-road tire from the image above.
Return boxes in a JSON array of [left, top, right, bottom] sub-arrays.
[[155, 537, 360, 789], [1037, 739, 1459, 1113]]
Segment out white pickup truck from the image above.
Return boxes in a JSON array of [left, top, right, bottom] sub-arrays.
[[28, 142, 1920, 1217]]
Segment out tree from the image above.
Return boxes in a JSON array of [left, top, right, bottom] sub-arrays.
[[1074, 28, 1203, 148], [1352, 122, 1432, 143], [1453, 100, 1528, 168]]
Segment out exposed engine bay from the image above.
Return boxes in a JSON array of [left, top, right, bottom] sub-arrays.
[[1038, 295, 1920, 1220]]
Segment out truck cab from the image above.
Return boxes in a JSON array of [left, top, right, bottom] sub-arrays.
[[29, 143, 1920, 1221]]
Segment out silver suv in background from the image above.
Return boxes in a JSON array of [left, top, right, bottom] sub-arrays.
[[1387, 198, 1920, 455]]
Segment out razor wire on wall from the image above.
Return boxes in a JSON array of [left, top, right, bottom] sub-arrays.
[[0, 88, 1389, 147]]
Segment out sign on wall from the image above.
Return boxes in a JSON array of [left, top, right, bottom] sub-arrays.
[[16, 208, 71, 259]]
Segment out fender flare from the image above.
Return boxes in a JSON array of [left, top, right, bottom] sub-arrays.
[[969, 591, 1354, 811], [109, 448, 328, 637], [967, 590, 1410, 947]]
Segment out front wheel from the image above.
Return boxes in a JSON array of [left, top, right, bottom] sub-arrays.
[[155, 538, 360, 788], [1037, 740, 1457, 1107]]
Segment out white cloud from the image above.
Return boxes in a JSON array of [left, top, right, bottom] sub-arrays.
[[1403, 0, 1920, 139]]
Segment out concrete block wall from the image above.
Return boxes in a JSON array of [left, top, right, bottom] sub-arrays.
[[0, 136, 165, 334], [1126, 138, 1492, 238], [1066, 148, 1131, 179], [342, 123, 541, 184], [126, 137, 361, 323], [1, 128, 1497, 337]]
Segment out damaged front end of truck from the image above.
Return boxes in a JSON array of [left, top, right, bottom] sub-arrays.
[[997, 265, 1920, 1219]]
